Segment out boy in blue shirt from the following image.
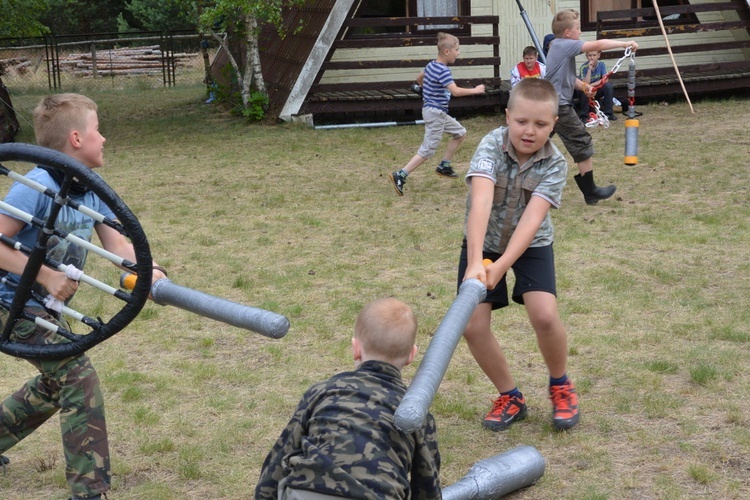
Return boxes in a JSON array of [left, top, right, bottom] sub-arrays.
[[389, 32, 485, 196], [0, 93, 167, 500], [578, 50, 616, 122]]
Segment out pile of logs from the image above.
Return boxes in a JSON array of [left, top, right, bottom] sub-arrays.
[[59, 45, 197, 77], [0, 57, 32, 76]]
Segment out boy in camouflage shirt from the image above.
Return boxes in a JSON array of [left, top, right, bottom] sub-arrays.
[[0, 94, 167, 499], [255, 298, 441, 499], [458, 78, 580, 433]]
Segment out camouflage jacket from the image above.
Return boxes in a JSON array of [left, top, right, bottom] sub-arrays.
[[464, 126, 568, 254], [254, 360, 442, 499]]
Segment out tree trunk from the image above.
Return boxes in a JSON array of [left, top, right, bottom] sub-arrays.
[[245, 13, 266, 95], [211, 31, 246, 106], [211, 13, 266, 109]]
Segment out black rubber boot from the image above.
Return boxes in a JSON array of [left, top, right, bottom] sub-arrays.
[[574, 171, 616, 205]]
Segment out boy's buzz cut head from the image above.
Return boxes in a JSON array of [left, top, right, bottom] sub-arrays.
[[355, 297, 417, 364], [522, 46, 538, 57], [437, 32, 459, 52], [33, 93, 97, 151], [507, 78, 558, 116], [552, 9, 580, 37]]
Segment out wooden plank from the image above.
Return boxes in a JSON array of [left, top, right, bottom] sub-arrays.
[[343, 16, 499, 28], [600, 20, 749, 38], [608, 68, 750, 88], [599, 40, 750, 59], [301, 92, 507, 116], [311, 77, 502, 94], [607, 60, 750, 82], [596, 2, 741, 22], [332, 36, 499, 50], [322, 57, 500, 71], [386, 90, 403, 100]]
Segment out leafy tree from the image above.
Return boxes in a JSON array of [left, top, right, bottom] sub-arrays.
[[198, 0, 306, 118], [41, 0, 131, 35], [0, 0, 49, 37], [119, 0, 198, 32]]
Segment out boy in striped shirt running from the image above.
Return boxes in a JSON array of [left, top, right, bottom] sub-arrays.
[[390, 32, 485, 196]]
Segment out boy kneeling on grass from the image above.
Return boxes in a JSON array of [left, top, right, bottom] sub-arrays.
[[255, 297, 441, 499]]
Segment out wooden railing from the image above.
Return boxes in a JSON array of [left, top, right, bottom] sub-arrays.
[[303, 15, 502, 114], [596, 1, 750, 97]]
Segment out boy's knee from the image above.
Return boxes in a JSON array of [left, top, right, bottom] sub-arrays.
[[535, 317, 557, 334], [462, 319, 480, 341], [532, 311, 562, 336]]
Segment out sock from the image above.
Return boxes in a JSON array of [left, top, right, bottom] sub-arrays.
[[501, 387, 522, 399], [398, 169, 408, 178], [439, 159, 451, 168], [550, 374, 568, 387]]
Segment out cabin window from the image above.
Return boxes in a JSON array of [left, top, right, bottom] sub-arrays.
[[350, 0, 470, 37], [581, 0, 697, 31]]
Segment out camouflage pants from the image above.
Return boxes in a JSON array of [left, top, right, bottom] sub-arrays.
[[0, 307, 110, 498]]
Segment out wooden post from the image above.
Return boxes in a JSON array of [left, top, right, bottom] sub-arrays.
[[91, 43, 98, 78], [652, 0, 695, 113]]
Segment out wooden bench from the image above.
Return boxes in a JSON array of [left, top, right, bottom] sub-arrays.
[[596, 1, 750, 99], [301, 16, 505, 116]]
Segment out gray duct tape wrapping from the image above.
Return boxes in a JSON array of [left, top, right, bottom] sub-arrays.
[[442, 445, 546, 499], [395, 278, 486, 433]]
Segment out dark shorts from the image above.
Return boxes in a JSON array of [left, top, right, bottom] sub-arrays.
[[457, 240, 557, 309], [553, 104, 594, 163]]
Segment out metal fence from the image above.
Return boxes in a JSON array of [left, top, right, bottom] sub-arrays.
[[0, 31, 218, 94]]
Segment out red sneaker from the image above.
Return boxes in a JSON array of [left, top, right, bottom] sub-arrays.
[[482, 394, 527, 431], [549, 380, 580, 431]]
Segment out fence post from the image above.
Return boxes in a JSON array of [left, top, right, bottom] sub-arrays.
[[44, 35, 61, 90], [160, 32, 176, 87], [91, 42, 98, 79]]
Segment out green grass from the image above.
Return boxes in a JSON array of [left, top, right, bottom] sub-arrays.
[[1, 85, 749, 498]]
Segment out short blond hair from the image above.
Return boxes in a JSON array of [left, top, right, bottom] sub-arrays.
[[354, 298, 417, 365], [437, 32, 459, 52], [507, 78, 558, 115], [33, 93, 97, 151], [552, 9, 580, 37]]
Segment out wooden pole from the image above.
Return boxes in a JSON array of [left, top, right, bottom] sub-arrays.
[[652, 0, 695, 113]]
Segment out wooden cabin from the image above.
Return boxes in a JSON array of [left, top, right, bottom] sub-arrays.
[[245, 0, 750, 123]]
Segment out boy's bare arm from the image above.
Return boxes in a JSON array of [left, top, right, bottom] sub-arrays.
[[446, 82, 486, 97], [416, 71, 425, 85], [464, 177, 494, 284], [576, 78, 595, 96], [581, 64, 593, 83], [0, 213, 75, 301], [95, 224, 167, 281], [582, 39, 638, 54]]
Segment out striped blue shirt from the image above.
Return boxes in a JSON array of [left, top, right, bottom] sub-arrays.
[[422, 60, 453, 112]]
